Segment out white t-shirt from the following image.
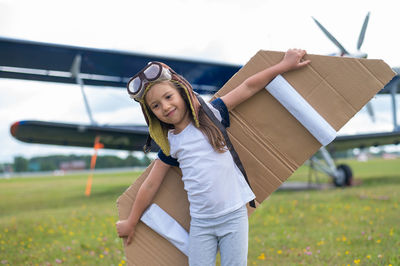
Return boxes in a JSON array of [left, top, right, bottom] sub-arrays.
[[158, 99, 255, 219]]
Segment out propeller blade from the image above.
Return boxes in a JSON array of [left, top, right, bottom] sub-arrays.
[[357, 12, 370, 50], [366, 102, 375, 123], [312, 17, 349, 55]]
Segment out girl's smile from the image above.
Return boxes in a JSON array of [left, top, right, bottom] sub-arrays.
[[165, 107, 176, 117]]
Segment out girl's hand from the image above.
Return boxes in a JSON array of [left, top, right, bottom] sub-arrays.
[[279, 48, 311, 72], [116, 219, 136, 245]]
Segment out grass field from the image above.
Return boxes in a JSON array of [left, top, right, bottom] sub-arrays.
[[0, 158, 399, 265]]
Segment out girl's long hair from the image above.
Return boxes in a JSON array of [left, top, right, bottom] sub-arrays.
[[147, 81, 227, 153], [176, 82, 227, 153], [197, 107, 227, 153]]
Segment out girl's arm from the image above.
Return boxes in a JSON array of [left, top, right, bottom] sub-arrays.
[[116, 158, 171, 245], [221, 49, 311, 111]]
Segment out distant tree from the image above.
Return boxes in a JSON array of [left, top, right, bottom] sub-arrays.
[[95, 155, 124, 168], [31, 155, 68, 171], [16, 153, 152, 172], [13, 156, 28, 172], [125, 155, 141, 167], [40, 160, 57, 171]]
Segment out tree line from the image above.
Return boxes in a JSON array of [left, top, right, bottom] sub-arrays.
[[2, 154, 152, 173]]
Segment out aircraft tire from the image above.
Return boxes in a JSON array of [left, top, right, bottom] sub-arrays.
[[334, 164, 353, 187]]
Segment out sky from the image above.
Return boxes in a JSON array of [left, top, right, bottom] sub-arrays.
[[0, 0, 399, 163]]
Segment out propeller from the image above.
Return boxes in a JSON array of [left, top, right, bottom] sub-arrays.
[[312, 17, 349, 55], [312, 12, 370, 58], [313, 12, 374, 121]]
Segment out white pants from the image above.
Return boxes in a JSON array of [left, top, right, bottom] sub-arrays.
[[188, 204, 248, 266]]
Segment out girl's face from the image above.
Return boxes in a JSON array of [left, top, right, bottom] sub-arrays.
[[145, 81, 191, 132]]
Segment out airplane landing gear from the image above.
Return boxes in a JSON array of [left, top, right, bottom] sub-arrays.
[[333, 164, 353, 187], [309, 147, 354, 188]]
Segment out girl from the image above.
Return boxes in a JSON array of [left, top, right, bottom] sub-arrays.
[[116, 49, 310, 265]]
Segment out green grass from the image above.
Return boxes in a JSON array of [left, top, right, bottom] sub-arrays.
[[0, 159, 399, 265], [0, 171, 137, 265], [249, 158, 400, 265]]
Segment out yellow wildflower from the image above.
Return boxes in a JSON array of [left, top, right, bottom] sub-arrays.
[[257, 253, 266, 260], [354, 259, 360, 264]]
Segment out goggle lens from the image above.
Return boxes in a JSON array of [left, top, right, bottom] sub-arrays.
[[143, 64, 161, 80], [127, 62, 171, 100], [128, 77, 142, 94]]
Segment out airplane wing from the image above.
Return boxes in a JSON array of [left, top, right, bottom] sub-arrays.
[[0, 37, 240, 94], [11, 120, 400, 153], [10, 120, 158, 152], [327, 131, 400, 152], [1, 37, 399, 95]]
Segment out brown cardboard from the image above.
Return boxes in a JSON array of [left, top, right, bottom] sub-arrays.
[[117, 50, 395, 266]]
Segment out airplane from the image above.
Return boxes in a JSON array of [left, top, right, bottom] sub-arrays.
[[3, 15, 400, 188], [309, 12, 400, 186], [312, 12, 400, 126]]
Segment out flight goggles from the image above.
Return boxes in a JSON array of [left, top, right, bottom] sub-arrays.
[[127, 62, 172, 101]]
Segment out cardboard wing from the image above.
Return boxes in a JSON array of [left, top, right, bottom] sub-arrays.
[[117, 50, 395, 266]]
